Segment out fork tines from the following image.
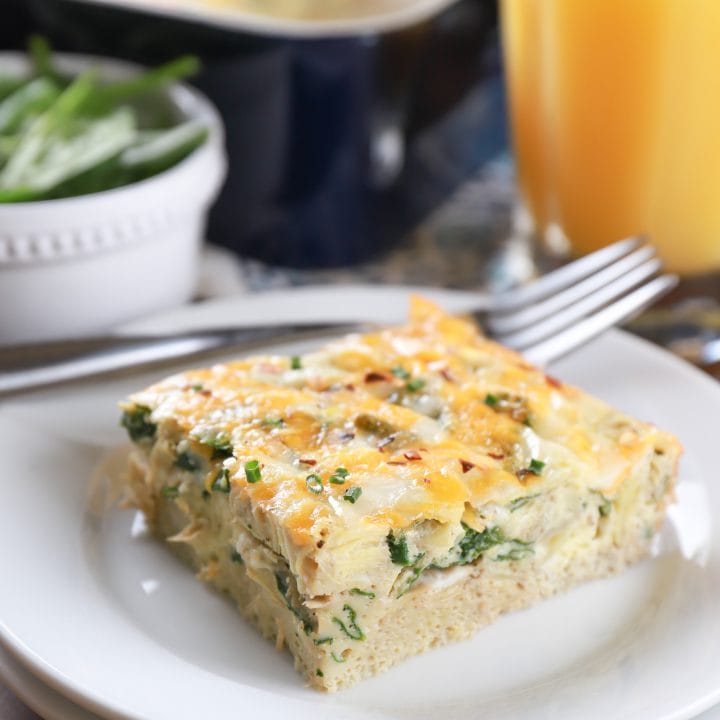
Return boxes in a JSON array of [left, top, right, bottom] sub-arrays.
[[486, 237, 678, 365]]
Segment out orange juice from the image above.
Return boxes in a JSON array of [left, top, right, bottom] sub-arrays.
[[501, 0, 720, 275]]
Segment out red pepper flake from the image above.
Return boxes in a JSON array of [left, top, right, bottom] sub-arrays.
[[257, 362, 281, 374], [459, 459, 475, 473], [487, 452, 505, 460], [423, 477, 431, 484], [199, 389, 212, 397], [516, 469, 538, 483], [439, 368, 454, 383], [546, 375, 563, 389], [299, 458, 317, 466], [403, 450, 422, 461], [387, 461, 407, 466], [345, 384, 356, 391], [364, 371, 391, 383]]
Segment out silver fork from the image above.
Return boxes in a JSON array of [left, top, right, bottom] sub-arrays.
[[0, 236, 676, 396], [482, 236, 677, 365]]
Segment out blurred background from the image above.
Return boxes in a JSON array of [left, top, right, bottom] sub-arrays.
[[1, 0, 510, 268], [1, 0, 719, 366]]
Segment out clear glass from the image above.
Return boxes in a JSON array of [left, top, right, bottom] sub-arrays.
[[500, 0, 720, 276]]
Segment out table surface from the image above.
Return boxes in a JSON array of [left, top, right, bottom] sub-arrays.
[[2, 158, 719, 719]]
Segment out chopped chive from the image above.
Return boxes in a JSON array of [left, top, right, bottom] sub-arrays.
[[313, 636, 334, 646], [331, 651, 346, 663], [230, 549, 243, 564], [350, 588, 375, 599], [343, 486, 362, 504], [528, 459, 545, 474], [316, 669, 324, 677], [201, 489, 211, 500], [484, 393, 499, 407], [160, 485, 179, 499], [212, 467, 231, 493], [306, 474, 324, 494], [290, 355, 302, 370], [405, 378, 426, 393], [391, 366, 410, 380], [191, 383, 204, 391], [330, 466, 349, 484], [244, 459, 262, 483]]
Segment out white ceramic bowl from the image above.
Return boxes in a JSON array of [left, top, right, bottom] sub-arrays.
[[0, 53, 227, 344]]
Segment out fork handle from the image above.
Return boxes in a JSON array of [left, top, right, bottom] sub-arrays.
[[0, 322, 363, 396]]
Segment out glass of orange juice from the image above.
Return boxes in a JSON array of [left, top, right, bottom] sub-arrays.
[[500, 0, 720, 277]]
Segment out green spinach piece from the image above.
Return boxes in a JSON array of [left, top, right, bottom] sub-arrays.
[[175, 451, 201, 473], [195, 430, 233, 460], [120, 405, 156, 442], [387, 531, 413, 565], [507, 493, 540, 512], [332, 604, 365, 641], [494, 542, 534, 562], [275, 571, 313, 634], [350, 588, 376, 599], [456, 524, 508, 564]]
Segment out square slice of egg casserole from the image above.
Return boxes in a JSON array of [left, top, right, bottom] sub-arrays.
[[119, 297, 680, 691]]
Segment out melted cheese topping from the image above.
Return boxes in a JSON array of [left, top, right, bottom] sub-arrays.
[[124, 297, 664, 567]]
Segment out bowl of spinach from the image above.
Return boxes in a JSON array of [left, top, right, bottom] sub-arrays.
[[0, 38, 227, 343]]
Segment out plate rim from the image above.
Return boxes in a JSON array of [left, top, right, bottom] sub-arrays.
[[0, 641, 101, 720]]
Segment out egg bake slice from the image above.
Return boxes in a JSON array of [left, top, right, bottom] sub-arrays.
[[119, 297, 681, 691]]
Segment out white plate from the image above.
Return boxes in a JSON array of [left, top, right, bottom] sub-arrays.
[[0, 644, 100, 720], [3, 640, 720, 720], [1, 286, 720, 720], [70, 0, 459, 37]]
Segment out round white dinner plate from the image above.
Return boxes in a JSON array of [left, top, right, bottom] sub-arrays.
[[71, 0, 459, 37], [1, 286, 719, 720]]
